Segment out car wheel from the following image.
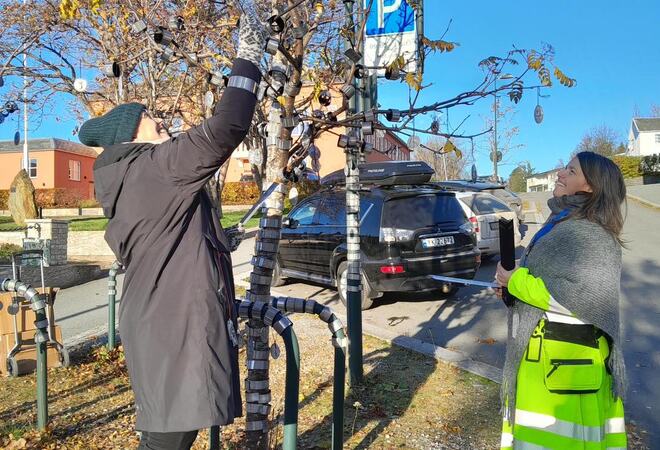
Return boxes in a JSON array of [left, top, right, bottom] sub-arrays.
[[271, 258, 287, 287], [336, 262, 374, 310]]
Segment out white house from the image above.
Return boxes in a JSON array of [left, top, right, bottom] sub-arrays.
[[526, 168, 560, 192], [628, 118, 660, 156]]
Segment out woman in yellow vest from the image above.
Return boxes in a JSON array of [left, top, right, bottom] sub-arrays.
[[496, 151, 627, 449]]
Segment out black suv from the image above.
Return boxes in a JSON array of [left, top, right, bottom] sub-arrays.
[[272, 161, 482, 309]]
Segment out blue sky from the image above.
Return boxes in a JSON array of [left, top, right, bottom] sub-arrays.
[[1, 0, 659, 179], [376, 0, 660, 177]]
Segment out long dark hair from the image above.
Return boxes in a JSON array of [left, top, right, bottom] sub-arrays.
[[574, 151, 626, 244]]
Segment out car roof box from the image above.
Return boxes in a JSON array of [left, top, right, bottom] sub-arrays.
[[321, 161, 434, 186]]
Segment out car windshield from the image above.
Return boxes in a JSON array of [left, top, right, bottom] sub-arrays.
[[382, 194, 466, 229], [461, 194, 511, 214]]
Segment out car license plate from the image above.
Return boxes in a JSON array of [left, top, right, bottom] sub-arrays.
[[489, 222, 499, 231], [421, 236, 455, 248]]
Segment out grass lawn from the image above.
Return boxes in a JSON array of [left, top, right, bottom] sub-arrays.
[[0, 207, 280, 233]]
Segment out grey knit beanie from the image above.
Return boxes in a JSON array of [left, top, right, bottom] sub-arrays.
[[79, 102, 146, 147]]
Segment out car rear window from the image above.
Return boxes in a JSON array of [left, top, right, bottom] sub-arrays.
[[487, 188, 518, 202], [382, 194, 466, 229], [460, 194, 511, 214]]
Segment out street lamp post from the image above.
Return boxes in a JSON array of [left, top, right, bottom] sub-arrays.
[[492, 73, 513, 182]]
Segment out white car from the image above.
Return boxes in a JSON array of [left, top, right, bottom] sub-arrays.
[[453, 191, 522, 258]]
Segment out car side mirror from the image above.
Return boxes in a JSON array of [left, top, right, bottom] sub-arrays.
[[283, 218, 298, 229]]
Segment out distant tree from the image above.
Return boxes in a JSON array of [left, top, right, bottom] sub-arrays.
[[651, 104, 660, 118], [574, 125, 625, 157], [508, 166, 526, 192], [416, 138, 469, 180], [508, 161, 534, 192]]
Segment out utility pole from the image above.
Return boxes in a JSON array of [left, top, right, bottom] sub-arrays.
[[22, 0, 28, 172], [343, 0, 363, 385]]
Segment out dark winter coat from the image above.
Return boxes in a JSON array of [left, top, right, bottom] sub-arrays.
[[93, 59, 260, 432]]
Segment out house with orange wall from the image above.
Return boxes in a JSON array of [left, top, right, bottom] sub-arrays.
[[0, 138, 99, 199]]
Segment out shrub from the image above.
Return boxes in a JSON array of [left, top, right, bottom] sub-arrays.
[[640, 154, 660, 174], [611, 155, 642, 179], [79, 198, 101, 208], [35, 188, 85, 208], [221, 182, 260, 205], [0, 190, 8, 210], [0, 243, 22, 263]]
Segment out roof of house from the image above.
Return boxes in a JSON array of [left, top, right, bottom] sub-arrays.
[[633, 118, 660, 132], [528, 167, 560, 178], [0, 138, 98, 158]]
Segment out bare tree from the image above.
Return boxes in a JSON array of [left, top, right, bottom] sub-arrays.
[[574, 125, 625, 157], [416, 138, 469, 180]]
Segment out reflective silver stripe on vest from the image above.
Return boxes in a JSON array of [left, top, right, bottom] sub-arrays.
[[605, 417, 625, 434], [500, 432, 513, 448], [511, 440, 546, 450], [515, 409, 604, 442]]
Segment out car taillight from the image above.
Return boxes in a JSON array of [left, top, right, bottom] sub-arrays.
[[379, 227, 415, 243], [469, 216, 479, 233], [380, 265, 405, 274]]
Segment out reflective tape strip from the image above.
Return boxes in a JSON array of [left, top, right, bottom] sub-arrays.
[[263, 308, 279, 326], [510, 440, 544, 450], [606, 418, 625, 434], [500, 432, 513, 448], [246, 291, 272, 303], [30, 299, 47, 311], [249, 350, 270, 360], [245, 379, 270, 390], [246, 403, 271, 415], [319, 307, 333, 322], [255, 242, 278, 253], [273, 317, 292, 334], [257, 229, 281, 240], [246, 327, 268, 338], [34, 319, 49, 329], [108, 290, 116, 295], [108, 280, 116, 287], [304, 300, 316, 314], [247, 359, 269, 370], [250, 273, 272, 285], [227, 75, 259, 95], [246, 420, 268, 431], [246, 392, 272, 403], [260, 218, 282, 229], [332, 336, 347, 348], [329, 319, 343, 333], [252, 256, 275, 269], [515, 409, 604, 442]]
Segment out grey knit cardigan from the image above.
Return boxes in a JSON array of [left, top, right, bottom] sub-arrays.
[[501, 194, 626, 423]]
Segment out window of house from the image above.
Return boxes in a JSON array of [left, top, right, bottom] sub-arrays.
[[69, 160, 81, 181], [29, 159, 37, 178]]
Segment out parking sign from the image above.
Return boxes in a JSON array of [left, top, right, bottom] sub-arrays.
[[364, 0, 418, 74], [365, 0, 416, 36]]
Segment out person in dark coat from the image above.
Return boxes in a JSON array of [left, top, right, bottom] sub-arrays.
[[78, 13, 268, 449]]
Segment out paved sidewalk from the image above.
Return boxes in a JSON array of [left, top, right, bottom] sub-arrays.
[[627, 184, 660, 209]]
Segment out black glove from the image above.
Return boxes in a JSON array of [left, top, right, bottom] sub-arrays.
[[224, 224, 245, 252]]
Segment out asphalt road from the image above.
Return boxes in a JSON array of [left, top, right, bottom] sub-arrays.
[[53, 193, 659, 442]]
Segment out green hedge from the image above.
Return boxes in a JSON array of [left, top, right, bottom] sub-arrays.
[[222, 180, 321, 206], [0, 188, 88, 209], [611, 155, 643, 179]]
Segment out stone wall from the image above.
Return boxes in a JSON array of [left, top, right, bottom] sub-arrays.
[[26, 219, 69, 266], [67, 231, 114, 256]]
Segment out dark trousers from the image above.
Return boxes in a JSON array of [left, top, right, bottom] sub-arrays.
[[137, 430, 198, 450]]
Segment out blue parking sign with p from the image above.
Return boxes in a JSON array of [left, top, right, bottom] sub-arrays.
[[365, 0, 416, 36]]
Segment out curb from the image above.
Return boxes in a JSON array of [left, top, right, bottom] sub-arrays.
[[233, 278, 504, 385], [626, 194, 660, 210]]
